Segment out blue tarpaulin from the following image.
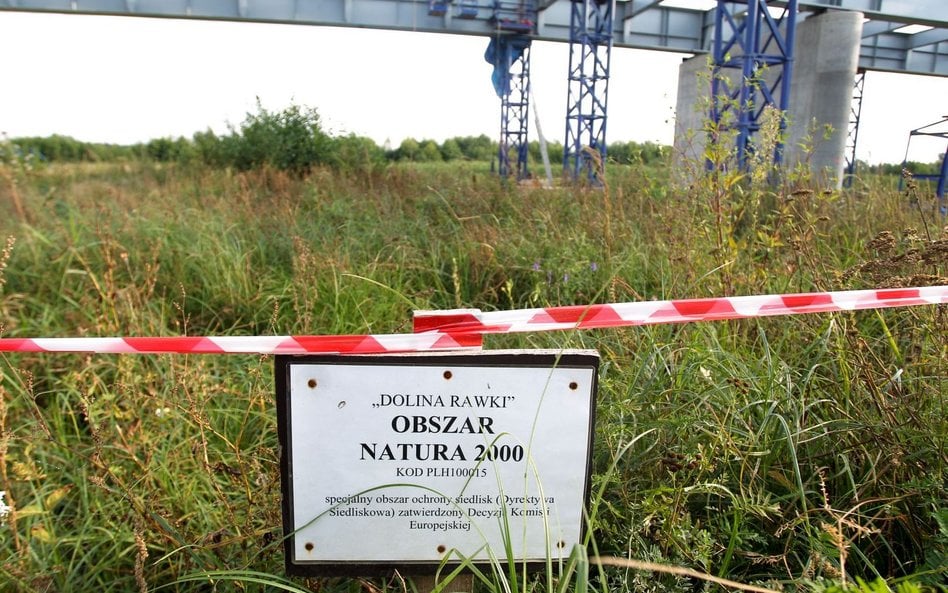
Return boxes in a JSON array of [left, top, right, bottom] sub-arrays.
[[484, 36, 530, 97]]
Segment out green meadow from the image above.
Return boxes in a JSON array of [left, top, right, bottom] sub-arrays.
[[0, 124, 945, 592]]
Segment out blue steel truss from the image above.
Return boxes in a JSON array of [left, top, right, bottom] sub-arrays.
[[485, 2, 536, 180], [564, 0, 614, 183], [902, 117, 948, 216], [710, 0, 798, 171], [487, 35, 533, 179], [843, 70, 866, 188]]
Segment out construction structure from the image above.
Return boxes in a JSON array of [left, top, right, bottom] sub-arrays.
[[564, 0, 614, 182], [708, 0, 796, 172], [1, 1, 946, 185], [901, 116, 948, 214]]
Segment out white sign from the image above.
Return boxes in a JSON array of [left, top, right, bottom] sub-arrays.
[[276, 350, 599, 574]]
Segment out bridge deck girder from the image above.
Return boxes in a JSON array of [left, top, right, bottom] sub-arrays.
[[1, 0, 946, 76]]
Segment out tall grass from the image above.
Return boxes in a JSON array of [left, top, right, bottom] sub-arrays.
[[0, 155, 945, 592]]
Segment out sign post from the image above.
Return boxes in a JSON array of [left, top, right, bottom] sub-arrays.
[[275, 350, 599, 576]]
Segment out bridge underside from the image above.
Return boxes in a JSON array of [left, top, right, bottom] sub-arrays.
[[1, 0, 945, 76]]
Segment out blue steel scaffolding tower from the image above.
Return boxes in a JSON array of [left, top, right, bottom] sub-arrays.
[[710, 0, 797, 171], [564, 0, 614, 183], [489, 2, 536, 179]]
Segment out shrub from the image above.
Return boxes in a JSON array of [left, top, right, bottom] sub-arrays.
[[417, 139, 442, 162], [528, 139, 564, 164], [440, 138, 463, 161], [145, 137, 195, 163], [395, 137, 420, 161], [607, 140, 668, 165], [453, 134, 496, 161], [331, 133, 386, 171], [228, 101, 333, 175]]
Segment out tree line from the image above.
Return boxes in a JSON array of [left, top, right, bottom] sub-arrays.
[[3, 103, 670, 174]]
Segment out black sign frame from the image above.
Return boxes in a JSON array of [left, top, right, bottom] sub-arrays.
[[275, 350, 599, 577]]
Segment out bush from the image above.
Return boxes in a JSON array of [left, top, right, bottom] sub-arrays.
[[417, 139, 442, 162], [226, 101, 333, 175], [440, 138, 463, 161], [607, 140, 668, 165], [528, 139, 564, 164], [331, 134, 386, 171], [394, 138, 420, 161], [191, 129, 228, 168], [145, 137, 195, 163], [453, 134, 496, 161]]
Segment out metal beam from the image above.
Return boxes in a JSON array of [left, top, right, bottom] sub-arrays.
[[625, 0, 663, 20], [859, 30, 948, 75], [906, 28, 948, 50], [861, 20, 902, 37], [0, 0, 946, 76], [795, 0, 946, 28], [858, 20, 948, 46], [620, 4, 706, 52]]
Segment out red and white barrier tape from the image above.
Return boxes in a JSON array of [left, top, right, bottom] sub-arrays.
[[412, 286, 948, 334], [0, 286, 944, 355], [0, 333, 483, 355]]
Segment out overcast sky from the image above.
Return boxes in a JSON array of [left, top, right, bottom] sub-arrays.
[[0, 11, 945, 164]]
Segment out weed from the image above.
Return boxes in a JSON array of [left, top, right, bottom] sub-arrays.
[[0, 155, 944, 592]]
